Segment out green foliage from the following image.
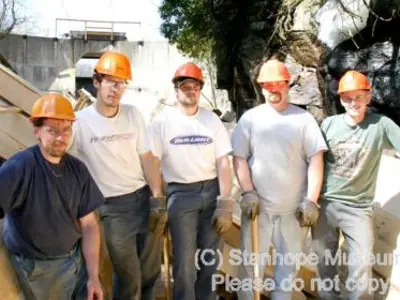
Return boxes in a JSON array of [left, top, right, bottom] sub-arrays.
[[159, 0, 214, 60]]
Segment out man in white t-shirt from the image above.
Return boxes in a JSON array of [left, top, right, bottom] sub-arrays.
[[68, 51, 164, 300], [232, 59, 327, 300], [149, 62, 233, 300]]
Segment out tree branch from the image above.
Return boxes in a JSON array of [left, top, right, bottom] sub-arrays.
[[0, 0, 8, 29], [362, 0, 395, 22], [337, 0, 363, 20], [0, 0, 26, 39]]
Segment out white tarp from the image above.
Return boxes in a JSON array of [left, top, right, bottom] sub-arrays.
[[315, 0, 370, 49]]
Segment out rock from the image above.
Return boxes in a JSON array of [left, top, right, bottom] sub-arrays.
[[323, 17, 400, 124], [285, 56, 323, 107]]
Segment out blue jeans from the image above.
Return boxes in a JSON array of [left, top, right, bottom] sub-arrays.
[[238, 211, 307, 300], [10, 244, 88, 300], [167, 178, 222, 300], [311, 200, 374, 300], [100, 185, 161, 300]]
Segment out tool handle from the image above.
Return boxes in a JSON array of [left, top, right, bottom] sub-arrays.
[[163, 233, 172, 300], [251, 216, 260, 300]]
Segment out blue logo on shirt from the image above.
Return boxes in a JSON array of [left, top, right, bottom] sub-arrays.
[[170, 135, 213, 145]]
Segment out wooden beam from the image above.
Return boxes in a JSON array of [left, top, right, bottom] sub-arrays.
[[0, 107, 21, 114], [0, 111, 36, 153], [0, 64, 41, 114], [0, 221, 24, 300], [0, 130, 26, 159]]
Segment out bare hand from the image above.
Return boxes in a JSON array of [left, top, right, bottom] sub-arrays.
[[87, 277, 103, 300]]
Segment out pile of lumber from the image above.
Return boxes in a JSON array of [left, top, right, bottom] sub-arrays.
[[0, 64, 39, 159]]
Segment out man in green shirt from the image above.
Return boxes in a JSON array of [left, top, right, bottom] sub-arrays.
[[312, 70, 400, 300]]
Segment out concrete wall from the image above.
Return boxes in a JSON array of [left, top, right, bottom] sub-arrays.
[[0, 34, 135, 93]]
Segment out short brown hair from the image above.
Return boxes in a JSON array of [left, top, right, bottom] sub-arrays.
[[92, 71, 104, 83], [31, 118, 45, 127]]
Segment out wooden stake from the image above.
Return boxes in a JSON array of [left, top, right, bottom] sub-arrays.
[[163, 232, 172, 300], [251, 216, 260, 300]]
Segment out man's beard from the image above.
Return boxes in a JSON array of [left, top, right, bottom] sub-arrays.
[[45, 143, 67, 158], [179, 96, 198, 106]]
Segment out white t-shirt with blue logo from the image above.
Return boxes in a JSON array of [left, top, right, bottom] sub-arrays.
[[149, 106, 233, 183]]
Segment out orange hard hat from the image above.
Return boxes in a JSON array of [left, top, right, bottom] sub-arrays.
[[30, 93, 75, 122], [338, 70, 371, 93], [172, 62, 204, 86], [257, 60, 291, 83], [95, 51, 132, 81]]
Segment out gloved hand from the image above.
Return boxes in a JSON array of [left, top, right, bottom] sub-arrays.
[[240, 190, 260, 220], [212, 196, 234, 235], [149, 196, 168, 233], [295, 198, 320, 227]]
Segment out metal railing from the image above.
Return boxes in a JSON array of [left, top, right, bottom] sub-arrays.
[[55, 18, 141, 41]]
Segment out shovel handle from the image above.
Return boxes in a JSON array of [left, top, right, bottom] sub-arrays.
[[251, 216, 260, 300], [163, 232, 172, 300]]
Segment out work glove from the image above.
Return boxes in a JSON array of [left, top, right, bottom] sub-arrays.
[[212, 196, 234, 235], [295, 198, 320, 227], [149, 196, 168, 233], [240, 190, 260, 220]]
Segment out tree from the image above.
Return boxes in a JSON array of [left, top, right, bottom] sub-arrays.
[[0, 0, 26, 40], [159, 0, 229, 111], [159, 0, 214, 60]]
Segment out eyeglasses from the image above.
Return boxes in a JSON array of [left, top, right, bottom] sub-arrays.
[[102, 78, 127, 89], [179, 85, 201, 93], [44, 127, 72, 137]]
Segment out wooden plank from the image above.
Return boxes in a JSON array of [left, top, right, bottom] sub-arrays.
[[0, 245, 25, 300], [0, 221, 25, 300], [0, 111, 36, 150], [0, 107, 21, 114], [0, 64, 41, 114], [0, 130, 26, 159]]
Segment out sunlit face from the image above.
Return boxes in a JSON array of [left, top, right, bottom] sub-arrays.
[[340, 90, 371, 118], [176, 79, 202, 107], [260, 81, 289, 105], [94, 75, 127, 107], [34, 118, 73, 158]]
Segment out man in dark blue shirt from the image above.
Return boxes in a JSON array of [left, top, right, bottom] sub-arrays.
[[0, 93, 105, 300]]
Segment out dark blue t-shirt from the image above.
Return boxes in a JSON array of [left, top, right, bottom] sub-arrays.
[[0, 145, 105, 259]]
